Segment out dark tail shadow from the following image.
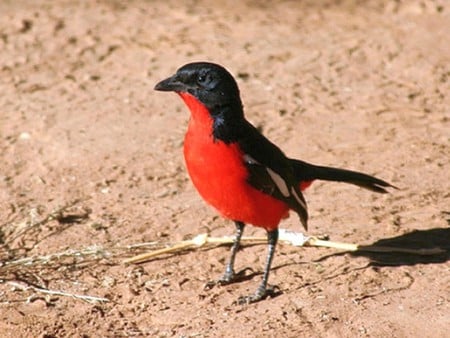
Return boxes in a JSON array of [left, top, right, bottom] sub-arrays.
[[349, 227, 450, 266]]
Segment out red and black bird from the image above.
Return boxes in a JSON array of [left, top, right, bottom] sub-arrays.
[[155, 62, 395, 303]]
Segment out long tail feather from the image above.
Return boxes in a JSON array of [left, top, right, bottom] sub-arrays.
[[291, 159, 397, 193]]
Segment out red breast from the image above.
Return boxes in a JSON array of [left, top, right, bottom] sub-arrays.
[[179, 93, 290, 230]]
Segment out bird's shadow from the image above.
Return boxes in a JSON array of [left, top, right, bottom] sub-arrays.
[[201, 227, 450, 301], [317, 227, 450, 267]]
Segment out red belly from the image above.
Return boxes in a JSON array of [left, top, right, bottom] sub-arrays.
[[183, 125, 289, 230], [178, 92, 289, 230]]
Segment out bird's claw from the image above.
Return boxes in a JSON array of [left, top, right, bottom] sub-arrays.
[[218, 269, 235, 284], [203, 280, 217, 290], [204, 267, 254, 290], [203, 275, 233, 290], [235, 285, 281, 305]]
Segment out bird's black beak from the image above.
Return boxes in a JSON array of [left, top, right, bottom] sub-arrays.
[[154, 74, 184, 92]]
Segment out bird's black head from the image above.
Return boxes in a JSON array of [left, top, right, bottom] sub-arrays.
[[154, 62, 243, 117]]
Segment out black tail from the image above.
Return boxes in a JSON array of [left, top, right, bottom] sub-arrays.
[[291, 159, 397, 193]]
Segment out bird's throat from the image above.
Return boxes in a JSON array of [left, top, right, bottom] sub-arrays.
[[178, 92, 214, 134]]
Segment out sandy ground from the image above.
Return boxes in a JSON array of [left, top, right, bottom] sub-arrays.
[[1, 0, 449, 337]]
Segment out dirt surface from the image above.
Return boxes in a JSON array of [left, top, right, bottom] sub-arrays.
[[1, 0, 449, 337]]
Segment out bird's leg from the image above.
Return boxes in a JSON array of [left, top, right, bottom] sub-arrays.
[[238, 228, 279, 304], [219, 221, 245, 284]]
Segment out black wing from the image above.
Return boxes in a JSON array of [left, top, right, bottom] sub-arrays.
[[238, 122, 309, 230]]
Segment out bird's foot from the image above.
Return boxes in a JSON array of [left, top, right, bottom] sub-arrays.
[[218, 269, 237, 284], [204, 268, 253, 290], [235, 285, 281, 305]]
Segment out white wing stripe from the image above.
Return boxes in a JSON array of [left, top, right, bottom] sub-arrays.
[[291, 187, 308, 211], [244, 153, 306, 211], [243, 154, 259, 165], [266, 167, 290, 197]]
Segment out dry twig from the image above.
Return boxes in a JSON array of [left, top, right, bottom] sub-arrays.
[[123, 229, 446, 264], [7, 281, 109, 303]]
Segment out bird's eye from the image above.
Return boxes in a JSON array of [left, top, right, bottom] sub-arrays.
[[197, 73, 208, 85]]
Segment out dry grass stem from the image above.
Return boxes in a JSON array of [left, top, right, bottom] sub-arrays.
[[123, 230, 446, 264], [7, 281, 109, 303]]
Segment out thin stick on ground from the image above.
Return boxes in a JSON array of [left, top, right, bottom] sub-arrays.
[[7, 281, 109, 303], [123, 229, 446, 264]]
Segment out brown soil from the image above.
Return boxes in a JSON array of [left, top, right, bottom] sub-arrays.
[[1, 1, 449, 337]]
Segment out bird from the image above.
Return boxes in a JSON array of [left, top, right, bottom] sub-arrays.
[[154, 62, 396, 304]]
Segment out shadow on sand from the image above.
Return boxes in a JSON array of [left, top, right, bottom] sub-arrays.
[[350, 227, 450, 266]]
